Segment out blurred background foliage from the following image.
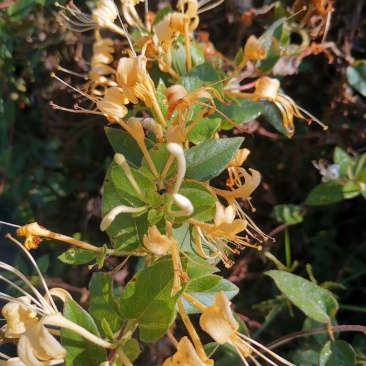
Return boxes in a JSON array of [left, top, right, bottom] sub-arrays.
[[0, 0, 366, 364]]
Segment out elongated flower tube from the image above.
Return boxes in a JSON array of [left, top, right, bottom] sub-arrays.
[[199, 292, 296, 366], [166, 143, 186, 194], [100, 204, 149, 231], [172, 193, 194, 217], [121, 0, 145, 28]]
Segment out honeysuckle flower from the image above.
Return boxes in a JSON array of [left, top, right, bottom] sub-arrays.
[[228, 148, 251, 168], [189, 202, 260, 268], [17, 320, 67, 366], [0, 236, 116, 366], [244, 35, 268, 63], [312, 159, 340, 182], [116, 54, 155, 107], [57, 0, 126, 37], [2, 297, 38, 338], [252, 76, 328, 137], [121, 0, 145, 29], [199, 292, 296, 366], [143, 225, 176, 256], [0, 358, 26, 366], [96, 87, 129, 122], [84, 35, 119, 96], [162, 336, 213, 366]]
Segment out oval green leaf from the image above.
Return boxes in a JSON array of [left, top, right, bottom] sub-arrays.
[[319, 340, 356, 366], [266, 270, 338, 323], [346, 60, 366, 97], [58, 248, 98, 265], [185, 137, 243, 181], [61, 299, 107, 366]]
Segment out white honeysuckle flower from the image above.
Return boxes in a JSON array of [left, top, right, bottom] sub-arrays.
[[17, 321, 66, 366], [312, 159, 341, 182], [172, 193, 194, 217], [0, 357, 27, 366], [2, 296, 38, 338], [0, 236, 116, 366]]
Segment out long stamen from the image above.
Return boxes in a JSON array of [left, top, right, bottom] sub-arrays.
[[5, 234, 58, 312]]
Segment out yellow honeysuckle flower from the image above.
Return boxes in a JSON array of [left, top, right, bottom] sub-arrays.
[[143, 225, 176, 256], [96, 87, 129, 122], [189, 202, 260, 268], [121, 0, 145, 29], [116, 54, 155, 107], [200, 292, 296, 366], [56, 0, 126, 36], [162, 336, 213, 366], [252, 76, 328, 137]]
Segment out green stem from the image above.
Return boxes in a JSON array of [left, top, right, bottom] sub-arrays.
[[284, 228, 291, 270]]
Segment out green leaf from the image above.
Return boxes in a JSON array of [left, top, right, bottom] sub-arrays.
[[104, 127, 154, 167], [185, 137, 243, 181], [333, 147, 352, 176], [272, 204, 303, 225], [187, 117, 221, 144], [118, 258, 184, 342], [173, 187, 216, 223], [179, 61, 222, 93], [319, 341, 356, 366], [58, 248, 98, 265], [103, 162, 157, 250], [217, 98, 263, 130], [154, 79, 168, 124], [141, 143, 177, 180], [182, 277, 239, 314], [346, 60, 366, 97], [61, 299, 107, 366], [305, 180, 360, 206], [261, 100, 288, 136], [153, 5, 172, 25], [266, 270, 338, 323], [124, 339, 141, 362], [89, 273, 124, 336]]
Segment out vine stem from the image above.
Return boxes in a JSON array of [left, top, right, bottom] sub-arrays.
[[267, 325, 366, 351]]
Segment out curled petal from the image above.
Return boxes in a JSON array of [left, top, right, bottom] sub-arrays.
[[2, 297, 38, 338], [18, 321, 66, 366], [143, 225, 175, 256]]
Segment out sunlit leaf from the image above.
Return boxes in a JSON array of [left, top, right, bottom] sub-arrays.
[[118, 258, 185, 342], [185, 137, 243, 181], [266, 270, 338, 323], [58, 248, 97, 265], [89, 273, 124, 336]]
